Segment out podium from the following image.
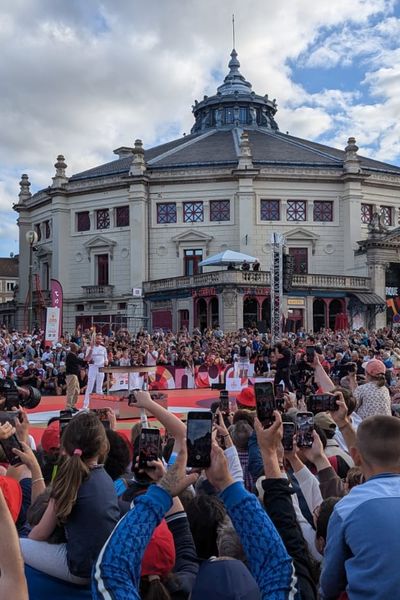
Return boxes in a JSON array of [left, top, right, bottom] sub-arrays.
[[91, 366, 167, 419]]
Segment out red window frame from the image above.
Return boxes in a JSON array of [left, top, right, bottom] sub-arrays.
[[96, 209, 110, 230], [116, 206, 129, 227], [313, 201, 333, 222], [361, 204, 373, 224], [77, 211, 90, 232], [183, 202, 203, 223], [97, 254, 109, 285], [210, 200, 230, 222], [157, 203, 177, 224], [287, 200, 306, 222], [260, 199, 280, 221], [289, 247, 308, 274]]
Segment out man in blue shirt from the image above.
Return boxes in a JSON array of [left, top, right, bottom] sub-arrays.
[[321, 415, 400, 600]]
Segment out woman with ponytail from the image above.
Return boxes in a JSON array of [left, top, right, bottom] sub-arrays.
[[353, 359, 391, 420], [20, 412, 120, 585]]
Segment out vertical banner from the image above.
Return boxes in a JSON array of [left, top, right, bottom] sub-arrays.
[[45, 307, 60, 345], [51, 279, 63, 338]]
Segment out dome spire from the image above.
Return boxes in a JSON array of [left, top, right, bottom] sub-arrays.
[[217, 48, 252, 95]]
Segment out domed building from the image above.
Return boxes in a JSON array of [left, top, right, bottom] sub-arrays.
[[13, 49, 400, 333]]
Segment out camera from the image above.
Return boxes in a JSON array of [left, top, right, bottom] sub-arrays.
[[0, 377, 41, 411]]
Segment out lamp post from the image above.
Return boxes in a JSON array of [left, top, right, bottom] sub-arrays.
[[25, 230, 38, 333]]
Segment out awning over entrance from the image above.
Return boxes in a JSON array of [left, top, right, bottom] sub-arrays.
[[351, 292, 386, 307]]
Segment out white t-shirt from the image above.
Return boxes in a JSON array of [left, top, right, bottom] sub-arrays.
[[145, 350, 158, 366], [88, 345, 108, 367]]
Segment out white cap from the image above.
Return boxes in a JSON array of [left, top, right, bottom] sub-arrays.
[[241, 338, 247, 344], [56, 343, 62, 348], [60, 361, 65, 367], [28, 361, 35, 366]]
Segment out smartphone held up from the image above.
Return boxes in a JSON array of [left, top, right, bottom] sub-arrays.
[[186, 411, 212, 468], [254, 382, 276, 428]]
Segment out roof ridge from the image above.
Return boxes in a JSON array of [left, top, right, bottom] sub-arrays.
[[147, 130, 216, 166], [254, 129, 343, 163]]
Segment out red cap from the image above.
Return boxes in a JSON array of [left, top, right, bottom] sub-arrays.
[[41, 421, 61, 453], [364, 359, 386, 377], [141, 519, 175, 578], [0, 476, 22, 522], [236, 387, 256, 408]]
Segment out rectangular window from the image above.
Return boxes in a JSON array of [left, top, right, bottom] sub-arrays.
[[184, 249, 203, 276], [380, 205, 393, 226], [44, 220, 51, 239], [224, 107, 234, 124], [157, 203, 177, 224], [97, 254, 109, 285], [115, 206, 130, 227], [183, 201, 204, 223], [289, 247, 308, 274], [210, 200, 230, 222], [260, 199, 280, 221], [42, 262, 49, 291], [77, 211, 90, 232], [6, 282, 14, 292], [34, 224, 42, 242], [313, 201, 333, 222], [287, 200, 306, 222], [96, 209, 110, 230], [361, 203, 373, 224]]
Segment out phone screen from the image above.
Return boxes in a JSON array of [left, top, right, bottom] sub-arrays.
[[59, 410, 72, 436], [254, 382, 276, 428], [0, 434, 23, 466], [138, 428, 161, 469], [186, 412, 212, 468], [296, 412, 314, 448], [92, 408, 111, 429], [282, 422, 296, 452], [219, 391, 229, 414], [307, 394, 338, 413]]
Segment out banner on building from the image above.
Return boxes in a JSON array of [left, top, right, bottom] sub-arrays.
[[51, 279, 63, 338], [45, 307, 60, 344]]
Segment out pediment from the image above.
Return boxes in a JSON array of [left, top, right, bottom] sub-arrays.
[[83, 235, 117, 260], [284, 227, 320, 242], [171, 229, 214, 244], [83, 235, 117, 249]]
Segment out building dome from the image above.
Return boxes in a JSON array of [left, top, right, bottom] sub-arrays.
[[191, 49, 279, 133]]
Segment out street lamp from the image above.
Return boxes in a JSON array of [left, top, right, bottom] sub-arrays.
[[25, 230, 38, 333]]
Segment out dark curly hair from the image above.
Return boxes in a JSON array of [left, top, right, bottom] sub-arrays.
[[104, 429, 131, 481]]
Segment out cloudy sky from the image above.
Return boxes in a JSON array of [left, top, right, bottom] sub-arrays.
[[1, 0, 400, 256]]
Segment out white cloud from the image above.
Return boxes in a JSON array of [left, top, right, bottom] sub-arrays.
[[0, 0, 399, 254]]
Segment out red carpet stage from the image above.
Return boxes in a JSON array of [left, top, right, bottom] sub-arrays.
[[26, 389, 229, 445]]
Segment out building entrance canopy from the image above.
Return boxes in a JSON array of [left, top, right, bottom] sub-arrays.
[[351, 292, 386, 307], [199, 250, 257, 267]]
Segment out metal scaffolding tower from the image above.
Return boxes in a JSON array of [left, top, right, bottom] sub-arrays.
[[270, 233, 284, 343]]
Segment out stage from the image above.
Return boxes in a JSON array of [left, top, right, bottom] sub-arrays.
[[26, 389, 230, 445]]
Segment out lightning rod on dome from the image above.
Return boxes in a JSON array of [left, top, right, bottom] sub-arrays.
[[232, 13, 236, 48]]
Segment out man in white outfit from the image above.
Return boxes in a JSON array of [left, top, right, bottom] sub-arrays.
[[84, 333, 108, 408]]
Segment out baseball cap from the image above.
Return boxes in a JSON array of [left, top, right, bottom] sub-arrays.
[[191, 558, 261, 600], [241, 338, 247, 344], [28, 361, 35, 366], [236, 387, 256, 408], [141, 519, 175, 578], [56, 343, 62, 348], [364, 359, 386, 377], [0, 476, 22, 523], [41, 421, 61, 453], [314, 412, 337, 432]]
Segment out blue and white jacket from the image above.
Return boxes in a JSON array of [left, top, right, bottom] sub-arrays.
[[321, 473, 400, 600], [92, 481, 296, 600]]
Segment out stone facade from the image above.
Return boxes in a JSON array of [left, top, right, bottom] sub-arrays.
[[12, 51, 400, 334]]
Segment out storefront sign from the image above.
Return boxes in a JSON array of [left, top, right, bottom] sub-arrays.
[[287, 298, 305, 307], [192, 287, 216, 298]]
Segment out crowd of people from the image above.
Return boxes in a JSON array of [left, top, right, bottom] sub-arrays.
[[1, 321, 400, 599]]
